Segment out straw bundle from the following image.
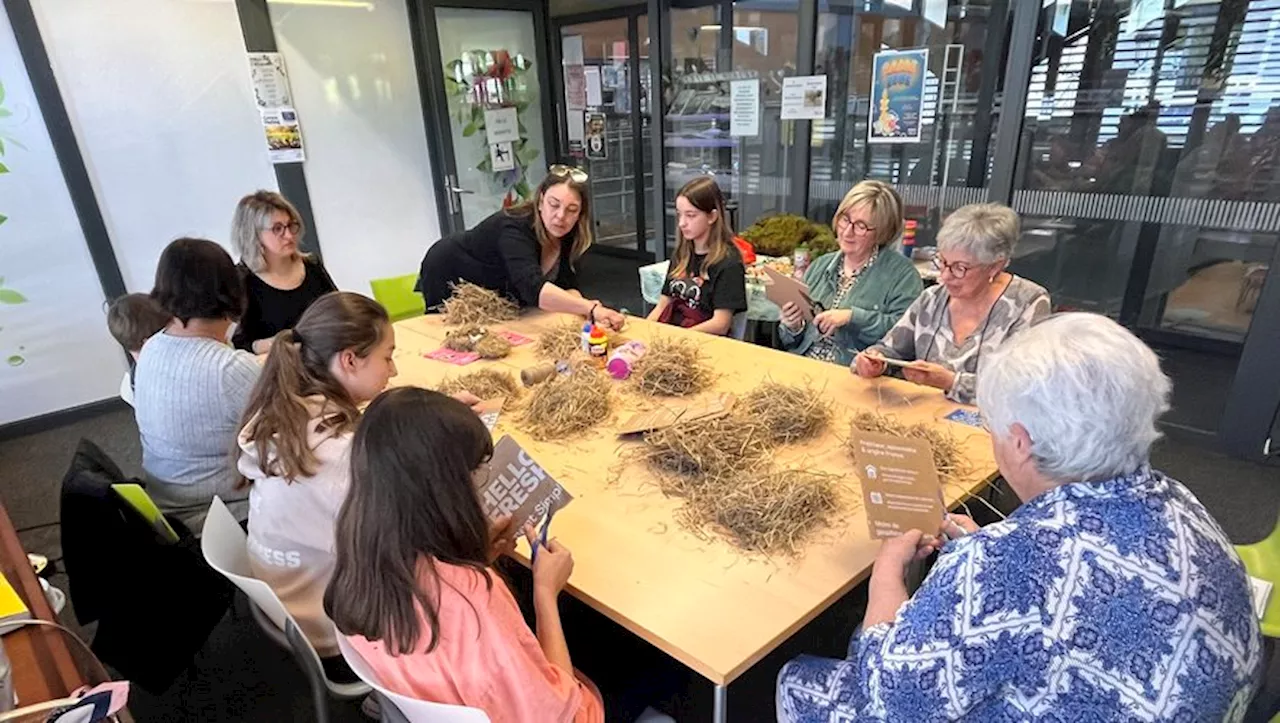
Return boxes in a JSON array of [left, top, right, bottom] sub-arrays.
[[438, 369, 522, 402], [535, 321, 584, 360], [628, 337, 713, 397], [443, 282, 518, 326], [739, 381, 833, 445], [848, 411, 967, 483], [517, 366, 612, 440], [705, 469, 843, 554], [636, 416, 771, 478], [474, 334, 512, 360], [443, 324, 485, 352]]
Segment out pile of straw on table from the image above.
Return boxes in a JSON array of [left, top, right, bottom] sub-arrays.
[[518, 366, 613, 441], [443, 282, 518, 326], [438, 369, 522, 402]]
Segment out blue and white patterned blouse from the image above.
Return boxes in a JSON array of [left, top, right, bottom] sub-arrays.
[[777, 467, 1261, 722]]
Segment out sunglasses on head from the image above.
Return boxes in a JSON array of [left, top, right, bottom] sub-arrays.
[[548, 164, 589, 183]]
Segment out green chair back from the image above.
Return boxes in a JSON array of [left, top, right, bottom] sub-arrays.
[[1235, 514, 1280, 638], [370, 274, 426, 322]]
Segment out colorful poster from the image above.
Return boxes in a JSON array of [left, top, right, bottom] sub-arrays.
[[780, 75, 827, 120], [730, 78, 760, 137], [868, 48, 928, 144], [261, 107, 305, 163], [584, 112, 607, 160]]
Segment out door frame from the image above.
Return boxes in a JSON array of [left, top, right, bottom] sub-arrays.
[[407, 0, 559, 235], [550, 4, 654, 261]]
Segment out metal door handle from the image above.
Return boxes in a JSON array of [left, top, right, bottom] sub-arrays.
[[450, 186, 475, 194]]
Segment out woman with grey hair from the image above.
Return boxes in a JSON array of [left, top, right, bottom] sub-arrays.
[[230, 190, 336, 353], [778, 313, 1261, 721], [854, 202, 1050, 404]]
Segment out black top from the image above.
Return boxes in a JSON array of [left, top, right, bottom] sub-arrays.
[[657, 246, 748, 329], [416, 211, 580, 309], [232, 257, 337, 351]]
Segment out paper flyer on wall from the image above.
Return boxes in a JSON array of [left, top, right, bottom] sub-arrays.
[[484, 107, 519, 144], [869, 48, 928, 144], [478, 435, 573, 533], [780, 75, 827, 120], [261, 108, 305, 164], [584, 66, 604, 107], [730, 78, 760, 137], [247, 52, 293, 109], [850, 429, 945, 539]]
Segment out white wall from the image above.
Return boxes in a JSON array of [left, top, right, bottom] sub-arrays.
[[32, 0, 278, 291], [0, 8, 128, 425], [272, 1, 442, 293]]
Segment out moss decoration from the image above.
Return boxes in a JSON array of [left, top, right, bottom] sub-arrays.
[[740, 214, 838, 258]]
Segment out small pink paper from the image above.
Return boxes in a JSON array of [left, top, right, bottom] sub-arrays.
[[495, 331, 533, 346], [425, 348, 480, 365]]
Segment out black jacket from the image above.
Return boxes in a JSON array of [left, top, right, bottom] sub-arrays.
[[60, 439, 233, 693]]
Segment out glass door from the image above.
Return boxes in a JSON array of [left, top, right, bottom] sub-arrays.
[[412, 0, 555, 233]]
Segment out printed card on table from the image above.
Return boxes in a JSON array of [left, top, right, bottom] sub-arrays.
[[850, 429, 945, 539], [478, 435, 573, 532], [425, 348, 480, 365], [495, 331, 533, 346], [944, 408, 984, 428], [475, 397, 504, 432]]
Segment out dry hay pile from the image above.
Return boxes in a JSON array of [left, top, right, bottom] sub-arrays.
[[628, 337, 713, 397], [739, 381, 833, 445], [474, 334, 512, 360], [535, 320, 584, 360], [848, 411, 966, 483], [438, 369, 522, 402], [517, 366, 612, 441], [443, 282, 518, 326], [443, 324, 485, 352], [626, 416, 844, 556]]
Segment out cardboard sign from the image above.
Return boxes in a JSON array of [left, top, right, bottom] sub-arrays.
[[762, 266, 815, 321], [617, 393, 736, 436], [478, 436, 573, 533], [425, 348, 480, 365], [851, 429, 945, 539], [495, 330, 533, 346], [475, 397, 505, 431]]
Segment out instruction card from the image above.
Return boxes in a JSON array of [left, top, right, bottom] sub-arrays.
[[475, 397, 505, 432], [762, 266, 816, 321], [479, 435, 573, 532], [851, 430, 945, 539]]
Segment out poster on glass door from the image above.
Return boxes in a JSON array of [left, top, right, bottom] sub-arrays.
[[584, 113, 607, 160], [868, 48, 928, 144]]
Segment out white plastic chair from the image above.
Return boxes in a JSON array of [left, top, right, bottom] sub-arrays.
[[201, 497, 369, 723], [335, 634, 490, 722], [729, 311, 750, 341]]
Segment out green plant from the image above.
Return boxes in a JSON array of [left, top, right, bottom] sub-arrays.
[[740, 214, 837, 257], [0, 80, 28, 367], [444, 49, 540, 206]]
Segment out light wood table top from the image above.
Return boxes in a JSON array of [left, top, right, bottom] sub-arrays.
[[391, 312, 998, 686]]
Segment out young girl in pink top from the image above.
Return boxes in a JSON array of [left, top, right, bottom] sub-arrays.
[[325, 387, 605, 723]]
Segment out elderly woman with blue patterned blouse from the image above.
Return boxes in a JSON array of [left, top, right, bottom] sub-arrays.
[[854, 203, 1050, 405], [778, 313, 1261, 721]]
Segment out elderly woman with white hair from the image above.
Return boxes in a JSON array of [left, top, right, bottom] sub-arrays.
[[854, 203, 1050, 404], [778, 313, 1261, 721]]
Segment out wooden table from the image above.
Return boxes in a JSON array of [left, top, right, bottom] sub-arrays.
[[392, 312, 998, 721], [0, 502, 89, 708]]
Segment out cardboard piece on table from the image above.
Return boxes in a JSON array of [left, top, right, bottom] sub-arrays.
[[425, 348, 481, 365], [617, 393, 737, 436], [495, 330, 534, 346], [478, 435, 573, 532], [475, 397, 505, 432], [851, 429, 945, 539], [762, 266, 815, 321]]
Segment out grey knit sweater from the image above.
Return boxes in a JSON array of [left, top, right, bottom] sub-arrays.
[[133, 332, 260, 530]]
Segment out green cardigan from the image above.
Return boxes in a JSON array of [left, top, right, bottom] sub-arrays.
[[778, 250, 923, 365]]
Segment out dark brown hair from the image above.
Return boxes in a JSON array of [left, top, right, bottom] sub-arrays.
[[505, 170, 594, 263], [151, 237, 246, 324], [238, 292, 389, 481], [670, 176, 736, 279], [325, 387, 494, 655], [106, 293, 171, 353]]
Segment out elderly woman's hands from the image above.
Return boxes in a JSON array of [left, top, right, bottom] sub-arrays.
[[853, 351, 888, 378], [943, 514, 980, 540], [874, 529, 942, 574], [902, 361, 956, 392]]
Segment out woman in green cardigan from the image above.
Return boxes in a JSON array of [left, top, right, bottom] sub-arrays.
[[778, 180, 923, 365]]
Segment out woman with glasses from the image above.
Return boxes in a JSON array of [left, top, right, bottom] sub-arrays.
[[230, 190, 337, 354], [854, 203, 1050, 404], [417, 166, 627, 330], [778, 180, 923, 364]]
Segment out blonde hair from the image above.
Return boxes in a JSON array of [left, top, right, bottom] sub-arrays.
[[505, 173, 594, 265], [832, 180, 904, 248], [670, 176, 735, 279], [231, 190, 310, 273]]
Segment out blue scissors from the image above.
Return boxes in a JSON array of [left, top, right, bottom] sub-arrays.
[[529, 509, 556, 564]]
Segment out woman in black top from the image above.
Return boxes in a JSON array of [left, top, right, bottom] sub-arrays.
[[646, 177, 747, 335], [417, 166, 626, 330], [230, 191, 337, 353]]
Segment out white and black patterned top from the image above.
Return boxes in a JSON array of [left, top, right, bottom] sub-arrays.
[[866, 275, 1051, 405]]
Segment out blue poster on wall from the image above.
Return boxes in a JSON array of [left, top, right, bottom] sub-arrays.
[[868, 48, 929, 144]]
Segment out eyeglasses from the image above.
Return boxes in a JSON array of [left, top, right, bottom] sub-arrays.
[[836, 215, 876, 236], [932, 255, 973, 279], [548, 164, 589, 183], [269, 221, 302, 237]]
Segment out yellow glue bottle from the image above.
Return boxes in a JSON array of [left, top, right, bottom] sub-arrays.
[[587, 326, 609, 368]]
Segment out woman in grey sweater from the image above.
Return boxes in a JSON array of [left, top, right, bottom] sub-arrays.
[[854, 204, 1050, 405], [133, 238, 260, 530]]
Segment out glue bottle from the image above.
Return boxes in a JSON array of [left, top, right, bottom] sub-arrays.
[[588, 326, 609, 368], [606, 340, 647, 380], [580, 322, 594, 353]]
